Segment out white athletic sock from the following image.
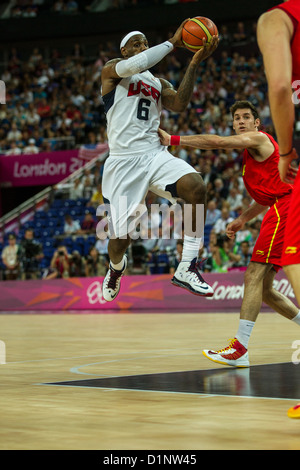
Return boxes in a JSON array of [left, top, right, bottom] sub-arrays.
[[236, 319, 255, 349], [111, 256, 126, 271], [181, 235, 202, 262], [292, 311, 300, 325]]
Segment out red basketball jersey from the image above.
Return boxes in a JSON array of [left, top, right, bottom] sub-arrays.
[[242, 132, 293, 206], [272, 0, 300, 81]]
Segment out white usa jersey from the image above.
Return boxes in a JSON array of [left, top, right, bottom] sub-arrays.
[[102, 70, 164, 156]]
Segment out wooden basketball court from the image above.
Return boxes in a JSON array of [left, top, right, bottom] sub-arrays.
[[0, 311, 299, 450]]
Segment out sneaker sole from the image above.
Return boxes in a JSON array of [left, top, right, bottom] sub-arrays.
[[171, 277, 214, 297], [202, 350, 250, 368]]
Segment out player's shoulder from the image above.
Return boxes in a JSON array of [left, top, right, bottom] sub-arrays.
[[103, 58, 123, 69], [258, 7, 293, 29], [258, 130, 275, 142]]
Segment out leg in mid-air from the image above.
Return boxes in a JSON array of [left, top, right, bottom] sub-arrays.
[[171, 172, 214, 297], [102, 237, 130, 302]]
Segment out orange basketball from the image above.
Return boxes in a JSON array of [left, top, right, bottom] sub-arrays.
[[182, 16, 218, 52]]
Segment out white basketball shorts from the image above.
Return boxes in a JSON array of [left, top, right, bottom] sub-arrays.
[[101, 146, 198, 238]]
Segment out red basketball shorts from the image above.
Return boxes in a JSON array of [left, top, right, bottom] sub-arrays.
[[281, 170, 300, 266], [251, 195, 291, 272]]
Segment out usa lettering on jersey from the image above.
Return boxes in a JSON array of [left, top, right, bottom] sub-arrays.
[[127, 80, 161, 103]]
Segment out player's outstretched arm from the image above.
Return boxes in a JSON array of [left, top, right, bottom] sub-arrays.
[[158, 128, 266, 150]]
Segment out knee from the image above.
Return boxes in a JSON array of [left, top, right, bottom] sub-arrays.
[[262, 286, 276, 304], [244, 263, 263, 288], [179, 175, 206, 204]]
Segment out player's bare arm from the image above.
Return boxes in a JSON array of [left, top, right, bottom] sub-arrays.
[[101, 58, 123, 95], [226, 202, 268, 239], [158, 128, 273, 158], [257, 9, 294, 155], [257, 9, 299, 181], [160, 36, 219, 113]]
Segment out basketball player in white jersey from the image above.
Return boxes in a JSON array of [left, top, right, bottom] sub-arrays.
[[100, 20, 218, 302]]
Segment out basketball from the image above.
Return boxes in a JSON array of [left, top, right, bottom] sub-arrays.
[[182, 16, 218, 52]]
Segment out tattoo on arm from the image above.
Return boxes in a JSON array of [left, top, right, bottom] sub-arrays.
[[176, 63, 198, 108], [161, 63, 198, 112]]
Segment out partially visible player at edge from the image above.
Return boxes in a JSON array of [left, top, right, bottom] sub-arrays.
[[100, 21, 218, 302], [159, 100, 300, 368], [257, 0, 300, 419]]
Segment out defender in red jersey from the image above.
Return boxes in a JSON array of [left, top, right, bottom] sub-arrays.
[[159, 100, 300, 368], [257, 0, 300, 418]]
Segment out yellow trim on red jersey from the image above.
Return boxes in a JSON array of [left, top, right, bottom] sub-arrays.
[[266, 199, 280, 263]]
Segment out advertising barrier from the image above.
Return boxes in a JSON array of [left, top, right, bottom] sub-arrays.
[[0, 150, 83, 187], [0, 270, 295, 313]]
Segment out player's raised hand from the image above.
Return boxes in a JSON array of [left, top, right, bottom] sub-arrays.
[[168, 19, 191, 48], [191, 35, 219, 64]]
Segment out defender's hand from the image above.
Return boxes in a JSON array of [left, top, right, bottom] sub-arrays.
[[158, 128, 171, 146]]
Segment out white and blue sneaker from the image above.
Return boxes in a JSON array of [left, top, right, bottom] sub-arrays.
[[102, 256, 127, 302], [172, 258, 214, 297]]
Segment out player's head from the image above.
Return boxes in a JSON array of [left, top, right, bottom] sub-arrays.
[[120, 31, 148, 58], [230, 100, 260, 134]]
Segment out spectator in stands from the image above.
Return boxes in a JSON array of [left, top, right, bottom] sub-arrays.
[[213, 207, 234, 235], [5, 141, 22, 156], [233, 221, 253, 246], [53, 1, 65, 12], [213, 177, 229, 203], [204, 234, 230, 273], [45, 245, 70, 279], [95, 236, 109, 258], [231, 240, 252, 268], [87, 182, 103, 208], [65, 1, 79, 14], [233, 22, 248, 43], [85, 245, 108, 277], [81, 168, 95, 186], [79, 212, 96, 234], [64, 214, 81, 235], [226, 187, 243, 214], [25, 103, 41, 127], [7, 122, 22, 143], [69, 250, 85, 277], [205, 200, 221, 226], [23, 138, 39, 154], [1, 233, 20, 280], [69, 177, 84, 200], [82, 175, 93, 200], [201, 160, 216, 186], [19, 228, 44, 279]]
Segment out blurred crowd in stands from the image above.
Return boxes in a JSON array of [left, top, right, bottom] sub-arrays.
[[0, 158, 264, 280], [0, 13, 295, 280], [4, 0, 203, 19]]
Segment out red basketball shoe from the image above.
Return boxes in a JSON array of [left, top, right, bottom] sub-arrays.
[[203, 338, 249, 367], [287, 403, 300, 419]]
